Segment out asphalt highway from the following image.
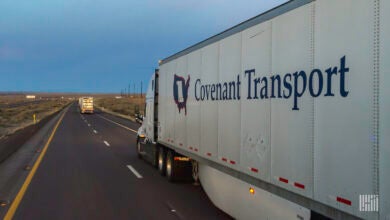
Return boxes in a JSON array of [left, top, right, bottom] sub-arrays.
[[8, 103, 231, 220]]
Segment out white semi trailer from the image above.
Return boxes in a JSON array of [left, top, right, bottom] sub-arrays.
[[137, 0, 389, 219]]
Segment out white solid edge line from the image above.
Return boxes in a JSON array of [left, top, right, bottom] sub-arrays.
[[127, 165, 143, 179], [104, 141, 110, 146], [97, 114, 137, 133], [93, 130, 97, 134]]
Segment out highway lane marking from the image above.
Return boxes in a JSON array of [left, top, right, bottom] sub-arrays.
[[127, 165, 143, 178], [4, 110, 67, 220], [97, 114, 137, 133], [104, 141, 110, 147], [88, 124, 91, 127], [93, 129, 97, 134], [165, 201, 184, 219]]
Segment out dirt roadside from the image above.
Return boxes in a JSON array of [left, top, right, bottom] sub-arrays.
[[0, 102, 72, 164]]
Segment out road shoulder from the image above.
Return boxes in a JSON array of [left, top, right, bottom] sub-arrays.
[[0, 106, 70, 219]]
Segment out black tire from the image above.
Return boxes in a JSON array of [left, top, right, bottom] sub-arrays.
[[136, 140, 142, 159], [158, 147, 166, 176], [153, 145, 159, 168], [166, 150, 177, 182]]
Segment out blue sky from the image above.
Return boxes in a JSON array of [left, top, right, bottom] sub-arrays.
[[0, 0, 287, 93]]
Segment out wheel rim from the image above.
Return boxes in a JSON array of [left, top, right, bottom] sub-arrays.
[[158, 149, 163, 171], [166, 153, 172, 177]]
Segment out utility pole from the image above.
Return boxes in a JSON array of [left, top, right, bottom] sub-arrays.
[[128, 83, 130, 97], [133, 83, 136, 98]]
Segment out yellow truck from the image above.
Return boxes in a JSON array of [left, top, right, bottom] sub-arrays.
[[78, 97, 94, 114]]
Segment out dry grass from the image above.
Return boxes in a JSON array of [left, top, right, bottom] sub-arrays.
[[0, 98, 70, 138], [0, 95, 29, 105], [95, 96, 145, 117]]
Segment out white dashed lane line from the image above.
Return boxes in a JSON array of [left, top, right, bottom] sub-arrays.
[[104, 141, 110, 147], [93, 130, 98, 134], [127, 165, 143, 179], [96, 114, 137, 133]]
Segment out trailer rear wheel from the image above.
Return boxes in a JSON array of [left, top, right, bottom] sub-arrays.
[[166, 150, 176, 182], [166, 150, 193, 182], [157, 147, 166, 176], [192, 161, 199, 184]]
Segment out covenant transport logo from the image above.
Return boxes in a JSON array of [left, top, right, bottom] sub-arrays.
[[173, 56, 350, 114]]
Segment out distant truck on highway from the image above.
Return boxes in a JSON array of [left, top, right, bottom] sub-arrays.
[[137, 0, 389, 219], [78, 97, 94, 114]]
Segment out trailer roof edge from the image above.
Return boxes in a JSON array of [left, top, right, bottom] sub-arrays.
[[160, 0, 313, 66]]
